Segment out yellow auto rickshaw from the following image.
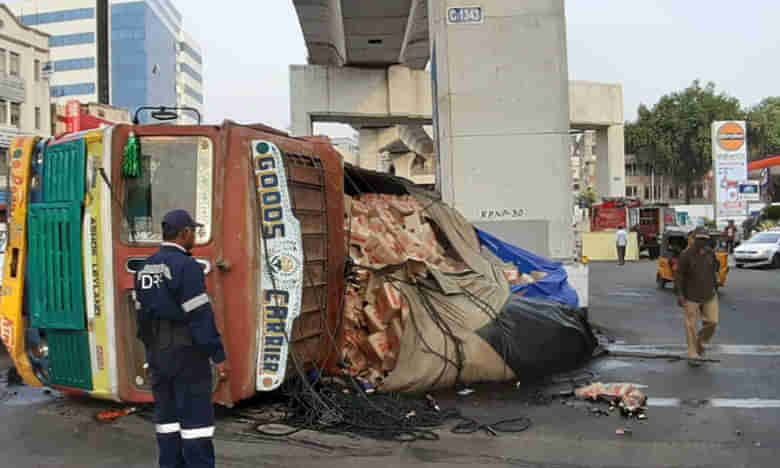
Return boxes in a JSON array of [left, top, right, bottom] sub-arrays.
[[656, 227, 729, 290]]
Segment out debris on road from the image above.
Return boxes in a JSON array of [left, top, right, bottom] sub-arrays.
[[575, 382, 648, 418], [95, 407, 137, 423]]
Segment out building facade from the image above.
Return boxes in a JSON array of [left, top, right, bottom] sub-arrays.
[[571, 131, 596, 194], [12, 0, 203, 123], [0, 4, 51, 171], [15, 0, 108, 104], [624, 154, 713, 204], [176, 30, 202, 124]]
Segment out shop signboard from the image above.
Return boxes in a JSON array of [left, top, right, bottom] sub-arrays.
[[712, 121, 748, 221]]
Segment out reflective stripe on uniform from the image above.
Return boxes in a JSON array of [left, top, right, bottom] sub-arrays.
[[156, 423, 181, 434], [182, 293, 209, 312], [180, 426, 215, 439]]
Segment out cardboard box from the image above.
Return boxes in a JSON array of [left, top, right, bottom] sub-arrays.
[[363, 305, 387, 332], [367, 331, 396, 362], [351, 199, 369, 217], [344, 195, 353, 218], [403, 212, 423, 233], [349, 216, 370, 247], [531, 271, 548, 281]]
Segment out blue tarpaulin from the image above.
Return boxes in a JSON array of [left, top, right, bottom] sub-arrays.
[[476, 229, 580, 309]]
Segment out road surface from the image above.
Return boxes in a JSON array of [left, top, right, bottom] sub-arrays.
[[1, 260, 778, 467]]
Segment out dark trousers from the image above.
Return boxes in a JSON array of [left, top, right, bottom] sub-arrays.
[[617, 245, 626, 265], [726, 239, 735, 254], [152, 364, 215, 468]]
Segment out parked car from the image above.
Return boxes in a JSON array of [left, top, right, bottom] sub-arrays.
[[734, 230, 780, 269]]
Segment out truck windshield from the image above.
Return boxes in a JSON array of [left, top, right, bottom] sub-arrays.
[[121, 136, 213, 244]]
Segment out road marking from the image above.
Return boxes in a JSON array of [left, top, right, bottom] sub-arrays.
[[648, 398, 780, 409], [607, 344, 780, 356]]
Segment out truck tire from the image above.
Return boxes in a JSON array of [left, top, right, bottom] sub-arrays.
[[773, 254, 780, 269]]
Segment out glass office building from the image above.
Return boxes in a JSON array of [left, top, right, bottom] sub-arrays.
[[111, 1, 179, 121], [13, 0, 202, 123]]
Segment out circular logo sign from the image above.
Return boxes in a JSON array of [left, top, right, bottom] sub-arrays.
[[269, 252, 300, 280], [717, 122, 745, 151]]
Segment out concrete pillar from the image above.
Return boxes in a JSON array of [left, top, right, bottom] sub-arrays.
[[595, 125, 626, 199], [358, 128, 380, 171], [428, 0, 573, 260]]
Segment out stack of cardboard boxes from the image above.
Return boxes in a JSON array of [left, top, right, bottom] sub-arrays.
[[341, 193, 469, 386]]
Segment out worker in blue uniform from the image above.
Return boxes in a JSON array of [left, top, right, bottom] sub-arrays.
[[134, 209, 230, 468]]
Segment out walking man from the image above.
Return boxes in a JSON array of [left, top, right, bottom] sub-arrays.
[[135, 209, 229, 468], [616, 225, 628, 265], [676, 228, 719, 363], [724, 220, 737, 253]]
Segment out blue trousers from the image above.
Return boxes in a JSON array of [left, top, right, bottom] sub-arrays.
[[152, 364, 215, 468]]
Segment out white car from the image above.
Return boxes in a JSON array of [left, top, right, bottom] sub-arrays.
[[734, 230, 780, 269]]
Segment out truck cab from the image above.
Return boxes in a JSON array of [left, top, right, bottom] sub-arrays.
[[1, 120, 345, 405]]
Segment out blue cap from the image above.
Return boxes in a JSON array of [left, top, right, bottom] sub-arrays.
[[162, 209, 203, 234]]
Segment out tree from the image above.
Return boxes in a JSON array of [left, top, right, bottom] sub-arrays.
[[747, 97, 780, 161], [625, 81, 744, 203], [576, 186, 597, 209]]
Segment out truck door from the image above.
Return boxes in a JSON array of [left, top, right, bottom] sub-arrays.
[[110, 127, 223, 402]]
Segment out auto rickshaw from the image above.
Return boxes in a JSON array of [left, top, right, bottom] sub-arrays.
[[656, 227, 729, 290]]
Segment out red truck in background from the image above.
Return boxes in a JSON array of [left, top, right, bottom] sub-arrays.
[[591, 199, 676, 259]]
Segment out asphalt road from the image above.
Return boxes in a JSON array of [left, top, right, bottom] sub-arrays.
[[1, 260, 778, 467]]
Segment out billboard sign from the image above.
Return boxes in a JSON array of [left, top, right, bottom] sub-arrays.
[[712, 121, 748, 220]]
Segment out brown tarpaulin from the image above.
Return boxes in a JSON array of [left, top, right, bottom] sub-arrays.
[[380, 193, 516, 392]]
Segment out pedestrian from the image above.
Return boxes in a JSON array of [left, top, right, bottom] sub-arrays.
[[675, 228, 719, 364], [134, 209, 229, 468], [616, 225, 628, 265], [724, 220, 737, 253]]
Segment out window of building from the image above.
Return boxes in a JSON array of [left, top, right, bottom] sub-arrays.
[[0, 100, 6, 124], [35, 107, 41, 130], [9, 52, 20, 77], [694, 184, 704, 199], [10, 103, 21, 128], [669, 186, 677, 200], [20, 8, 95, 26], [51, 83, 97, 98], [49, 32, 96, 48], [0, 49, 6, 76], [626, 186, 638, 198], [179, 62, 202, 83], [34, 59, 40, 81], [654, 185, 662, 200], [183, 85, 203, 104], [179, 42, 203, 65], [53, 57, 96, 72], [644, 186, 650, 200]]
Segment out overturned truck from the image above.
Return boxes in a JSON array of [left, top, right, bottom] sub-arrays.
[[1, 120, 595, 405]]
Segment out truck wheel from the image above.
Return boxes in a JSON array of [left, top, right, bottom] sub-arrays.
[[773, 254, 780, 269]]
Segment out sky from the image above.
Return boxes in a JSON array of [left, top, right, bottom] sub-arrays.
[[9, 1, 780, 134]]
